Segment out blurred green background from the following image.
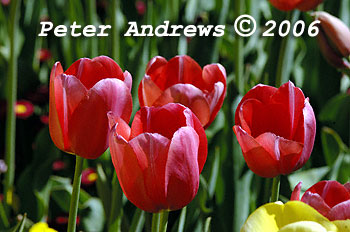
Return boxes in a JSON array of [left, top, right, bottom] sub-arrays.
[[0, 0, 349, 231]]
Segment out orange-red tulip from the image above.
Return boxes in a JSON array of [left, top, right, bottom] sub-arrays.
[[292, 181, 350, 220], [233, 82, 316, 178], [49, 56, 132, 159], [108, 103, 207, 212], [269, 0, 322, 11], [138, 55, 226, 128]]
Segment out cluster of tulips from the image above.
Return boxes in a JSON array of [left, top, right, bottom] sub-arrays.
[[44, 0, 350, 231], [49, 54, 350, 231]]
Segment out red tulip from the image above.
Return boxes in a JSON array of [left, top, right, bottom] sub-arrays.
[[269, 0, 322, 11], [138, 55, 226, 128], [291, 181, 350, 220], [49, 56, 132, 159], [108, 103, 207, 212], [233, 82, 316, 178], [38, 49, 52, 62]]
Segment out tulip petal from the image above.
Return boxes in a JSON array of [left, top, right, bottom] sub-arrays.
[[109, 131, 157, 212], [153, 84, 211, 127], [202, 63, 226, 92], [254, 132, 303, 174], [305, 181, 350, 208], [138, 75, 164, 107], [297, 0, 323, 11], [294, 99, 316, 169], [241, 201, 337, 232], [183, 107, 208, 173], [301, 192, 331, 217], [157, 55, 203, 91], [269, 0, 302, 11], [205, 82, 225, 128], [123, 70, 133, 91], [233, 126, 279, 178], [165, 127, 200, 210], [49, 62, 65, 151], [278, 221, 328, 232], [234, 84, 277, 126], [49, 62, 87, 153], [68, 79, 131, 159], [65, 56, 124, 89], [291, 182, 302, 201], [146, 56, 168, 77], [270, 81, 305, 140], [327, 200, 350, 220], [130, 103, 188, 140], [345, 183, 350, 193]]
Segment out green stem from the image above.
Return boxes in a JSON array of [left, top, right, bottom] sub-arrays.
[[151, 211, 169, 232], [275, 11, 298, 87], [108, 173, 123, 232], [4, 0, 21, 210], [270, 176, 280, 202], [0, 201, 9, 228], [87, 0, 98, 57], [111, 0, 120, 62], [234, 0, 244, 94], [67, 156, 84, 232]]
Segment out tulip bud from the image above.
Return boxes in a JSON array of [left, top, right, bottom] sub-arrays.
[[316, 27, 350, 70], [314, 12, 350, 58]]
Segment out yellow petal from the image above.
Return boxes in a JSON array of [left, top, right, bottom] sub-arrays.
[[333, 220, 350, 232], [279, 221, 327, 232], [241, 201, 338, 232]]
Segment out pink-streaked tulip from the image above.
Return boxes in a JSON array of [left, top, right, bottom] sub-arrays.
[[269, 0, 322, 11], [15, 100, 34, 119], [49, 56, 132, 159], [291, 181, 350, 221], [138, 55, 226, 128], [81, 168, 97, 186], [233, 82, 316, 178], [109, 103, 207, 212]]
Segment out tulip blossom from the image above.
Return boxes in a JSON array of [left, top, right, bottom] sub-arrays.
[[291, 181, 350, 221], [108, 103, 207, 212], [49, 56, 132, 159], [269, 0, 322, 11], [138, 55, 226, 128], [241, 201, 350, 232], [233, 81, 316, 178]]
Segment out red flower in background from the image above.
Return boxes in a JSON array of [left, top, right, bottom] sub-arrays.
[[138, 55, 226, 128], [135, 1, 146, 16], [291, 181, 350, 220], [269, 0, 322, 11], [81, 168, 97, 186], [233, 82, 316, 178], [49, 56, 132, 159], [38, 49, 52, 62], [108, 103, 207, 212], [15, 100, 34, 119]]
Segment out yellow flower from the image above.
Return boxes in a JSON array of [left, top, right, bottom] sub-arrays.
[[241, 201, 350, 232], [29, 222, 58, 232]]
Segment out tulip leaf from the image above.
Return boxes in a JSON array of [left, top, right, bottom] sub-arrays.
[[234, 170, 254, 232], [96, 163, 111, 218], [288, 167, 330, 193], [80, 198, 105, 232], [319, 94, 350, 146], [321, 127, 344, 166], [129, 208, 145, 232]]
